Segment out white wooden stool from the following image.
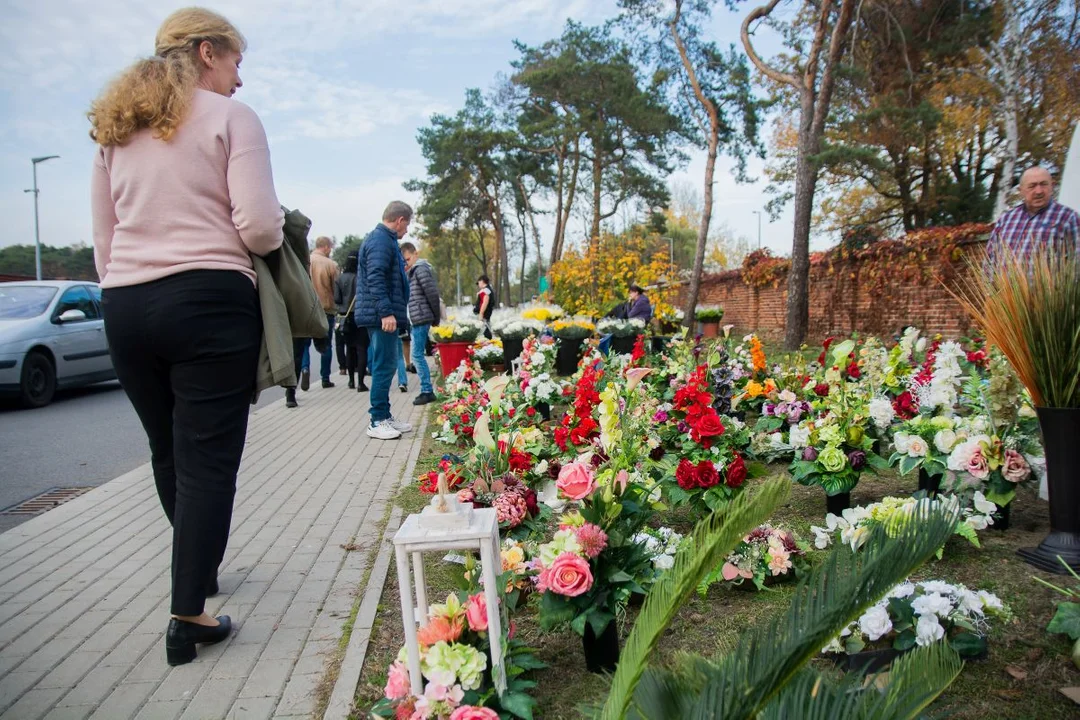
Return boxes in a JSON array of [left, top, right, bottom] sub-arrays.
[[392, 505, 506, 697]]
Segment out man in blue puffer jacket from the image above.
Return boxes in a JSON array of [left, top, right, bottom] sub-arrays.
[[355, 201, 413, 440]]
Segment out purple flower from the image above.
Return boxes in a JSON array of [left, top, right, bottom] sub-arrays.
[[763, 403, 776, 417], [653, 410, 670, 423], [786, 406, 804, 424], [677, 420, 692, 434], [802, 447, 819, 462], [848, 450, 867, 471]]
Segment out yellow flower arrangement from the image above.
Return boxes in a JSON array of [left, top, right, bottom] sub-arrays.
[[431, 324, 455, 341], [552, 318, 596, 339], [522, 306, 563, 322]]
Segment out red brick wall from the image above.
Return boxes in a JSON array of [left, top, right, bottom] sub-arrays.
[[689, 238, 987, 343]]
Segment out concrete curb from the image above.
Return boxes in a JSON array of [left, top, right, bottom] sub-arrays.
[[323, 410, 428, 720]]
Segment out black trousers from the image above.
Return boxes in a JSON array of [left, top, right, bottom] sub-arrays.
[[345, 324, 369, 383], [102, 270, 261, 616], [334, 322, 346, 371]]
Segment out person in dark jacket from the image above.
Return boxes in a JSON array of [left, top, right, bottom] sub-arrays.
[[599, 283, 652, 355], [334, 251, 369, 391], [354, 201, 413, 440], [400, 241, 441, 406]]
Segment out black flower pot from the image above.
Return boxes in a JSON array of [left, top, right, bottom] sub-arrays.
[[555, 338, 584, 376], [610, 335, 636, 355], [991, 501, 1011, 531], [502, 337, 524, 370], [917, 468, 941, 497], [1019, 408, 1080, 574], [826, 491, 851, 516], [583, 621, 620, 674], [829, 647, 904, 674], [650, 336, 668, 354], [536, 402, 551, 421]]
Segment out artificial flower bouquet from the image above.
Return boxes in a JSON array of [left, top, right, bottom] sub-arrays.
[[822, 579, 1011, 661], [432, 361, 486, 445], [472, 340, 504, 367], [494, 318, 546, 341], [810, 493, 997, 557], [431, 317, 486, 343], [533, 455, 657, 638], [520, 303, 565, 324], [373, 590, 544, 720], [596, 317, 647, 338], [630, 526, 686, 590], [699, 524, 809, 594], [514, 335, 563, 408], [654, 363, 755, 514], [551, 318, 596, 340]]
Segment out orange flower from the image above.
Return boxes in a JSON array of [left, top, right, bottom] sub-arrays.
[[416, 615, 464, 648], [750, 336, 767, 373], [763, 378, 778, 396], [745, 380, 764, 398]]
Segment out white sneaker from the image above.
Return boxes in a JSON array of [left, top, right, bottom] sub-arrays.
[[366, 420, 402, 440], [388, 416, 413, 434]]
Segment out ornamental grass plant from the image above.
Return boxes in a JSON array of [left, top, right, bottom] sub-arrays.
[[952, 249, 1080, 409]]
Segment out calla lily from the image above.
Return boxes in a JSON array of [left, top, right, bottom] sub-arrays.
[[625, 367, 653, 392], [615, 469, 630, 494], [831, 339, 856, 365], [484, 375, 511, 405], [473, 411, 496, 451]]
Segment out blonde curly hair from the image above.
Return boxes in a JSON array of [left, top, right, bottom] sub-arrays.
[[87, 7, 246, 147]]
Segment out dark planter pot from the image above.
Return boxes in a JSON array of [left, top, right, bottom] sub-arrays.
[[1018, 408, 1080, 574], [536, 402, 551, 421], [829, 647, 905, 674], [610, 335, 636, 355], [732, 572, 797, 592], [501, 337, 524, 369], [582, 621, 620, 674], [917, 468, 941, 497], [650, 336, 668, 354], [826, 491, 851, 516], [555, 338, 584, 376], [991, 501, 1011, 531]]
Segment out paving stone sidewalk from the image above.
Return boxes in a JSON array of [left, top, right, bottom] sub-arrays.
[[0, 382, 427, 720]]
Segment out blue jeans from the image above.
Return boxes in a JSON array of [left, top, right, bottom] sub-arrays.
[[369, 328, 399, 423], [397, 348, 408, 387], [300, 314, 335, 380], [411, 324, 433, 394]]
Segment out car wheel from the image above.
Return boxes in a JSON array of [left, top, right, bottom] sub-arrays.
[[20, 351, 56, 408]]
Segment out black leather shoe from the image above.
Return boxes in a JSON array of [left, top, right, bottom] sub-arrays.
[[357, 382, 369, 392], [285, 389, 298, 408], [166, 616, 231, 666]]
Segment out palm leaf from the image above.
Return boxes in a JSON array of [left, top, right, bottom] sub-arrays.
[[598, 476, 791, 720], [685, 500, 960, 719]]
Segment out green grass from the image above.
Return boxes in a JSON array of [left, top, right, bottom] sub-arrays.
[[350, 420, 1080, 719]]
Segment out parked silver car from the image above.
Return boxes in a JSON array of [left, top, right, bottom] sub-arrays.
[[0, 281, 116, 407]]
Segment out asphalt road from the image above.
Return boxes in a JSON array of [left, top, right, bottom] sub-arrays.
[[0, 380, 285, 533]]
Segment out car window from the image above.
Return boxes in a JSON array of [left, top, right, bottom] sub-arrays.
[[85, 285, 103, 318], [0, 286, 58, 319], [54, 286, 97, 321]]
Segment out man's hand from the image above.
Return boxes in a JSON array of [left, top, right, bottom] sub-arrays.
[[381, 315, 397, 333]]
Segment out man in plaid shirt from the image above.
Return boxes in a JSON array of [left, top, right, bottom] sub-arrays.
[[986, 166, 1080, 268]]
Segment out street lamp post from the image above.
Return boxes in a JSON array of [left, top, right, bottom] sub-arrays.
[[25, 155, 60, 281], [752, 210, 762, 250]]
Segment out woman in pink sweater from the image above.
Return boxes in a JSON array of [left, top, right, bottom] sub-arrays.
[[89, 7, 283, 666]]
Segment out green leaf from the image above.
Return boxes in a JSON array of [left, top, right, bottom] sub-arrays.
[[498, 690, 536, 720], [949, 632, 987, 658], [895, 629, 917, 651], [985, 488, 1016, 508], [866, 452, 893, 471], [588, 610, 615, 636], [898, 455, 922, 476], [746, 460, 769, 478], [538, 594, 576, 631], [831, 339, 856, 364], [509, 653, 548, 671], [570, 612, 588, 636], [1047, 602, 1080, 640]]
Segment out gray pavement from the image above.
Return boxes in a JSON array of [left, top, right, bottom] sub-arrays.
[[0, 380, 426, 720], [0, 381, 284, 533]]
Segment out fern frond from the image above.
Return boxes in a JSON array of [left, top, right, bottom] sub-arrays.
[[599, 476, 790, 720]]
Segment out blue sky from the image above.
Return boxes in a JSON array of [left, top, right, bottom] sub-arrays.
[[0, 0, 809, 263]]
